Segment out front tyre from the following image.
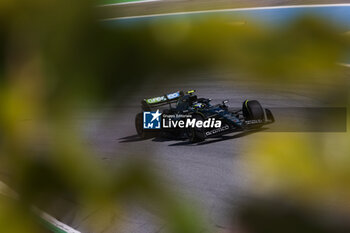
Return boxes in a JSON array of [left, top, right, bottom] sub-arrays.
[[187, 113, 206, 143], [242, 100, 265, 121]]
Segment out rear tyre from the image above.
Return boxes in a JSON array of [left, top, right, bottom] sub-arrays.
[[135, 113, 157, 139], [242, 100, 265, 121], [187, 114, 206, 143]]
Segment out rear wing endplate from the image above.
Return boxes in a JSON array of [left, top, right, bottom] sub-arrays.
[[141, 91, 184, 111]]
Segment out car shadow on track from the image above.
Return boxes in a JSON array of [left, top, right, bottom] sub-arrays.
[[119, 128, 268, 145], [168, 128, 268, 146], [118, 135, 150, 143]]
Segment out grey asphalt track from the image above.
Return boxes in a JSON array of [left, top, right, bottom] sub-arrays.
[[99, 0, 350, 19], [62, 73, 344, 233]]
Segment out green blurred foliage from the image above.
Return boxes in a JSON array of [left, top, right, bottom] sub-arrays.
[[0, 0, 350, 232], [0, 0, 207, 232], [105, 15, 349, 83], [238, 130, 350, 233]]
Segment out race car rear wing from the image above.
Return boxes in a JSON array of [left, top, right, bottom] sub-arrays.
[[141, 91, 184, 111]]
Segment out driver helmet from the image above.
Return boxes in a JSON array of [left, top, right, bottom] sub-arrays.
[[193, 102, 204, 109]]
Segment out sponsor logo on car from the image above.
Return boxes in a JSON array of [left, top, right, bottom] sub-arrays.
[[205, 125, 230, 136], [145, 92, 180, 104], [245, 119, 264, 125], [166, 92, 180, 100]]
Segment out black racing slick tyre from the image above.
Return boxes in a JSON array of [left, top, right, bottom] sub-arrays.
[[242, 100, 265, 121], [135, 113, 157, 139], [187, 113, 206, 143]]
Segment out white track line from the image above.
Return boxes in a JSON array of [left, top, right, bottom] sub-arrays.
[[100, 0, 160, 7], [33, 207, 81, 233], [0, 181, 81, 233], [102, 3, 350, 21], [339, 63, 350, 68], [0, 181, 18, 198]]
